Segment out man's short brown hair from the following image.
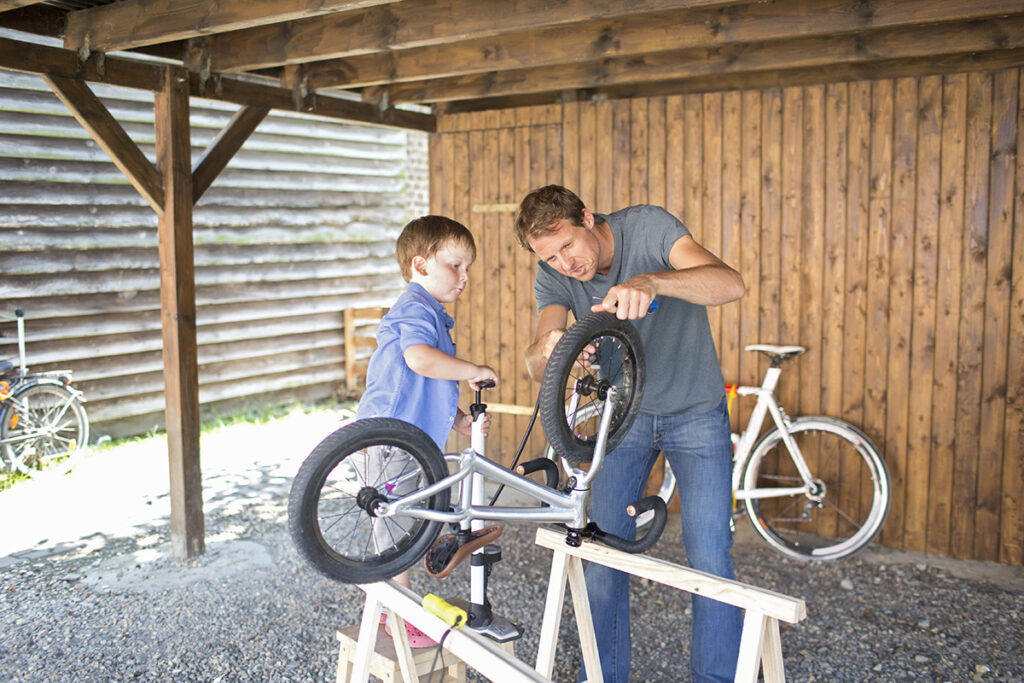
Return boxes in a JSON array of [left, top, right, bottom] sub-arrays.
[[513, 184, 586, 252], [395, 215, 476, 281]]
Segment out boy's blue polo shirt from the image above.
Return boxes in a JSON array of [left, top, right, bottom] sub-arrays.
[[355, 282, 460, 451]]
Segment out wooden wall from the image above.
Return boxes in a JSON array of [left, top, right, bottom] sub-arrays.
[[430, 67, 1023, 566], [0, 69, 426, 438]]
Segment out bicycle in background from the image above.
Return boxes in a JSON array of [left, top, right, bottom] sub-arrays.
[[0, 309, 90, 475]]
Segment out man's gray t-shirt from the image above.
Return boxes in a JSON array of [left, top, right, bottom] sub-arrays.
[[534, 204, 726, 415]]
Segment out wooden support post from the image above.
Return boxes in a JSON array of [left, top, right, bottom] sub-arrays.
[[155, 64, 204, 559]]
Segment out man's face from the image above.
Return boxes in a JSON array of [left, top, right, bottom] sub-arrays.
[[527, 211, 604, 282]]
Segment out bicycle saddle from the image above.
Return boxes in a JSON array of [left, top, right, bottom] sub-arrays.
[[424, 524, 503, 579], [745, 344, 805, 358]]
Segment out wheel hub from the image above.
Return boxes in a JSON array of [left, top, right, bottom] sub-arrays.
[[575, 375, 611, 400], [807, 478, 826, 502], [356, 486, 388, 517]]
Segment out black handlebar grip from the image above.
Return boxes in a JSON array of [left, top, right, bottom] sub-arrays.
[[593, 495, 667, 554], [476, 379, 496, 389], [515, 457, 560, 490]]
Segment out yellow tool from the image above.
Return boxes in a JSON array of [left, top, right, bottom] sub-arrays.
[[421, 594, 467, 628]]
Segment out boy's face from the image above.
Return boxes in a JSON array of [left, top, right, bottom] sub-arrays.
[[411, 241, 475, 303]]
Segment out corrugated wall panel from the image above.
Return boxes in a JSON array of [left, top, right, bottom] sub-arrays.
[[0, 69, 428, 438]]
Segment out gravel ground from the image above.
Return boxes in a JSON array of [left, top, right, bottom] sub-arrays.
[[0, 406, 1021, 682]]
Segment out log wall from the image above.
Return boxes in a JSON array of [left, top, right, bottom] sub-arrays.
[[431, 68, 1023, 565], [0, 69, 426, 438]]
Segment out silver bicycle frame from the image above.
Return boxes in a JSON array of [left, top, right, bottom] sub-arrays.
[[377, 386, 620, 532]]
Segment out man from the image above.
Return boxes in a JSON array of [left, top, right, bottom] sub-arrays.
[[514, 185, 746, 683]]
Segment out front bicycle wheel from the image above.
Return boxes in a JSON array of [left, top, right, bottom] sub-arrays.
[[288, 418, 451, 584], [0, 381, 89, 473], [540, 312, 645, 463], [741, 416, 891, 561]]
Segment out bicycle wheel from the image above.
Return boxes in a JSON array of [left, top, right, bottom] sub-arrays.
[[540, 312, 645, 463], [741, 416, 891, 561], [288, 418, 451, 584], [0, 381, 89, 473]]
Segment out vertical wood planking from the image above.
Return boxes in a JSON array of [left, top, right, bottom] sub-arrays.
[[1002, 69, 1024, 566], [682, 94, 703, 240], [905, 75, 942, 552], [578, 102, 597, 208], [720, 90, 742, 386], [975, 69, 1016, 562], [630, 98, 648, 205], [759, 89, 783, 390], [702, 93, 723, 350], [515, 107, 540, 456], [613, 100, 631, 210], [648, 97, 666, 209], [799, 86, 825, 418], [595, 101, 613, 211], [928, 73, 967, 556], [665, 96, 685, 224], [951, 72, 992, 558], [482, 112, 504, 454], [779, 87, 803, 414], [739, 90, 762, 405]]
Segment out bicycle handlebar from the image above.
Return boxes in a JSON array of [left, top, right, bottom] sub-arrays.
[[588, 494, 667, 554]]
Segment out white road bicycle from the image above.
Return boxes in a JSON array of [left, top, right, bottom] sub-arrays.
[[546, 344, 892, 561], [0, 309, 89, 474]]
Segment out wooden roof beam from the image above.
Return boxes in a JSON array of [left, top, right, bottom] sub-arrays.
[[190, 0, 743, 73], [0, 36, 434, 132], [0, 0, 47, 10], [301, 0, 1024, 89], [64, 0, 399, 53], [386, 15, 1024, 104], [192, 105, 271, 203]]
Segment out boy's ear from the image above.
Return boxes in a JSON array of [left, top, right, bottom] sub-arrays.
[[411, 254, 428, 276]]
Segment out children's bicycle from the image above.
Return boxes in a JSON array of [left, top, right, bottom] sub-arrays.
[[288, 312, 666, 600], [546, 344, 892, 561], [0, 309, 90, 474]]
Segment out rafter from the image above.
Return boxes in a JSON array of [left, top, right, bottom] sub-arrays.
[[299, 0, 1024, 90], [191, 0, 742, 73], [385, 15, 1024, 104], [64, 0, 399, 52]]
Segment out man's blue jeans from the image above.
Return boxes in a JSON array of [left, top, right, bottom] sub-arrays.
[[580, 399, 743, 682]]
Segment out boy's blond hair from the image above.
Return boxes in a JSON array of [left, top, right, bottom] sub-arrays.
[[396, 215, 476, 281]]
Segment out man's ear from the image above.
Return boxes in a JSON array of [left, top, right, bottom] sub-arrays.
[[582, 208, 595, 229], [411, 255, 428, 276]]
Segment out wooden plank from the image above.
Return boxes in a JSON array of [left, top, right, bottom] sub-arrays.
[[738, 90, 761, 395], [612, 99, 631, 210], [664, 95, 684, 222], [778, 87, 803, 412], [648, 96, 666, 209], [702, 92, 723, 349], [482, 115, 503, 458], [64, 0, 396, 51], [904, 75, 942, 552], [719, 90, 741, 385], [950, 72, 992, 558], [562, 100, 580, 195], [927, 73, 967, 557], [595, 100, 613, 212], [630, 98, 649, 205], [154, 65, 204, 559], [759, 88, 783, 386], [975, 68, 1016, 562], [192, 105, 271, 202], [1002, 68, 1024, 565], [578, 101, 597, 208], [881, 77, 918, 548], [515, 111, 540, 455], [844, 80, 872, 533], [203, 0, 738, 72], [43, 75, 163, 213], [498, 115, 518, 466]]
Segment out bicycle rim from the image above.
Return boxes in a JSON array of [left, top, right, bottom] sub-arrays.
[[288, 418, 450, 584], [1, 382, 88, 471], [741, 417, 891, 561], [539, 312, 645, 463]]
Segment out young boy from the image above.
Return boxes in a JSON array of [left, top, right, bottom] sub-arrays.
[[355, 215, 498, 647]]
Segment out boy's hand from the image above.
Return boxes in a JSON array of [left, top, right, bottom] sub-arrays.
[[468, 365, 498, 390], [455, 411, 490, 437]]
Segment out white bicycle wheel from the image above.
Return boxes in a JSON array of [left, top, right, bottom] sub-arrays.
[[740, 416, 891, 561]]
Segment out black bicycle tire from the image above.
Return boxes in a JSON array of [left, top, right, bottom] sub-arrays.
[[288, 417, 451, 584], [539, 312, 645, 463], [740, 416, 891, 561], [0, 380, 89, 472]]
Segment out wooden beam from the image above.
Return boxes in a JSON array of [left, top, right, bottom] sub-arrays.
[[300, 0, 1024, 89], [193, 0, 742, 72], [64, 0, 398, 52], [0, 0, 46, 10], [42, 74, 164, 213], [192, 105, 271, 202], [154, 64, 204, 560], [0, 37, 434, 132], [387, 16, 1024, 104]]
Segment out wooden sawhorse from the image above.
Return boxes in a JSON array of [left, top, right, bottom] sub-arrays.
[[534, 527, 807, 683]]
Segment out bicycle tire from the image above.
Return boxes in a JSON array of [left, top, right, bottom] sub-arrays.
[[740, 416, 891, 561], [540, 312, 645, 463], [288, 418, 451, 584], [0, 380, 89, 473]]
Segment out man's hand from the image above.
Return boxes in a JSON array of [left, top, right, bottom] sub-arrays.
[[591, 276, 657, 320]]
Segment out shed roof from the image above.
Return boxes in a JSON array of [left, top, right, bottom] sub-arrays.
[[2, 0, 1022, 129]]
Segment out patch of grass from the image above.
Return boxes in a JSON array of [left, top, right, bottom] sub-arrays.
[[0, 469, 29, 493]]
